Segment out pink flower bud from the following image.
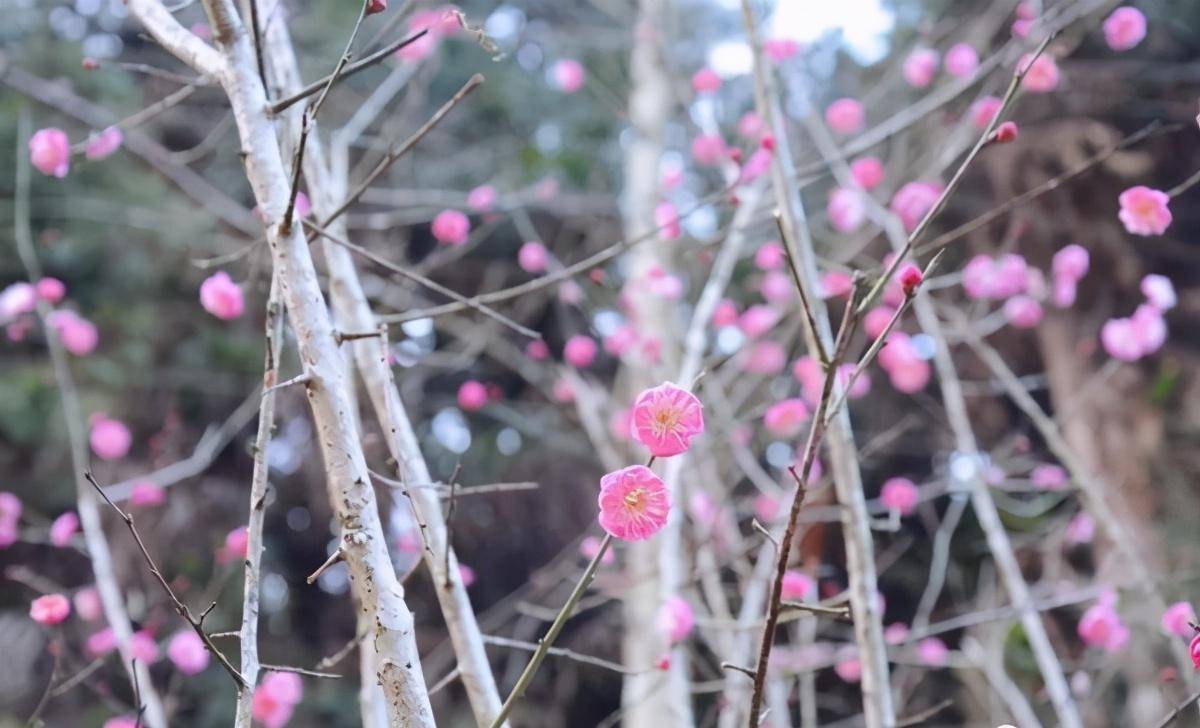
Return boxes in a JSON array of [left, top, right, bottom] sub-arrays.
[[991, 121, 1019, 143], [850, 156, 885, 190], [457, 380, 488, 411], [85, 127, 123, 161], [30, 594, 71, 626], [366, 0, 386, 14], [517, 241, 548, 273], [691, 67, 721, 94], [551, 59, 585, 93], [903, 48, 940, 88], [50, 511, 79, 547], [1103, 7, 1146, 52], [29, 128, 71, 178], [897, 263, 923, 295], [825, 98, 865, 135], [431, 209, 470, 245], [35, 277, 66, 303], [880, 477, 919, 515], [199, 271, 245, 320], [944, 42, 979, 77], [168, 630, 211, 674], [90, 415, 131, 460], [467, 184, 496, 212]]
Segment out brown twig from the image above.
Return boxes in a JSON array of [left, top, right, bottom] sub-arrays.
[[442, 462, 461, 590], [259, 663, 342, 679], [84, 472, 247, 689], [896, 699, 954, 727]]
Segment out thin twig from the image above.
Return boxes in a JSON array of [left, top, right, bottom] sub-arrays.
[[259, 663, 342, 679], [896, 699, 954, 727], [443, 462, 461, 590], [483, 634, 639, 675]]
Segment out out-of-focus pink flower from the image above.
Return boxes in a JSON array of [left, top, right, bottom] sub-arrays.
[[738, 305, 780, 339], [764, 38, 801, 63], [1053, 244, 1090, 282], [580, 535, 615, 565], [604, 324, 639, 358], [1142, 274, 1177, 310], [564, 335, 598, 368], [1132, 303, 1167, 354], [655, 201, 681, 240], [517, 241, 548, 273], [457, 380, 488, 411], [944, 43, 979, 77], [884, 622, 910, 645], [1019, 53, 1060, 93], [992, 121, 1019, 143], [1, 282, 37, 320], [880, 477, 919, 515], [738, 112, 765, 140], [253, 671, 303, 728], [598, 465, 671, 541], [755, 242, 785, 271], [970, 96, 1004, 130], [1004, 295, 1043, 329], [30, 594, 71, 625], [29, 128, 70, 178], [551, 59, 585, 93], [526, 339, 549, 361], [1052, 276, 1078, 308], [661, 162, 684, 191], [432, 209, 470, 245], [132, 630, 160, 663], [763, 399, 809, 439], [219, 526, 249, 564], [691, 67, 721, 94], [834, 646, 862, 683], [130, 481, 166, 507], [74, 587, 102, 621], [863, 306, 895, 340], [1103, 7, 1147, 52], [890, 181, 942, 232], [760, 271, 793, 305], [104, 718, 137, 728], [458, 563, 476, 587], [1191, 634, 1200, 670], [631, 382, 704, 458], [85, 127, 123, 161], [1118, 186, 1172, 236], [50, 511, 79, 547], [820, 271, 854, 300], [168, 630, 210, 675], [467, 184, 496, 212], [1031, 464, 1068, 490], [850, 157, 885, 190], [961, 254, 1030, 301], [740, 340, 786, 375], [825, 98, 865, 135], [1162, 602, 1196, 638], [396, 9, 448, 61], [754, 494, 782, 524], [828, 187, 865, 233], [87, 627, 117, 656], [36, 277, 66, 303], [48, 310, 99, 355], [200, 271, 244, 320], [1078, 592, 1130, 653], [781, 570, 815, 601], [1065, 512, 1095, 546], [655, 596, 695, 644], [1102, 317, 1142, 361], [837, 364, 871, 400], [90, 416, 131, 460], [887, 357, 931, 394], [691, 134, 728, 166], [903, 48, 940, 88], [739, 149, 773, 184], [917, 637, 949, 667]]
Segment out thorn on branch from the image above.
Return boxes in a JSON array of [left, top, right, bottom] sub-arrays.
[[306, 547, 346, 584]]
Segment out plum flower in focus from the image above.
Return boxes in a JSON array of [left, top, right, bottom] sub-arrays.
[[1019, 53, 1060, 93], [550, 59, 585, 93], [50, 511, 79, 547], [597, 465, 671, 541], [631, 382, 704, 458], [880, 477, 919, 516], [1103, 7, 1147, 52], [431, 209, 470, 245], [199, 271, 245, 320], [85, 127, 123, 161], [825, 98, 864, 135], [168, 630, 211, 674], [1077, 591, 1130, 653], [890, 181, 942, 232], [655, 596, 695, 644], [902, 48, 940, 88], [253, 671, 303, 728], [29, 128, 70, 178], [90, 415, 131, 461], [944, 43, 979, 77], [1118, 186, 1172, 236], [30, 594, 71, 625], [1162, 602, 1196, 638]]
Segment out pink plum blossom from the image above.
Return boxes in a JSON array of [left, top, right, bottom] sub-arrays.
[[764, 38, 801, 63], [526, 339, 549, 361], [828, 187, 865, 233], [74, 587, 102, 621], [517, 242, 548, 273], [30, 594, 71, 625], [903, 48, 940, 88], [49, 311, 99, 355], [691, 134, 728, 166], [655, 596, 695, 644], [1102, 317, 1142, 361], [431, 209, 470, 245], [253, 671, 303, 728], [944, 43, 979, 77], [880, 477, 919, 515], [740, 340, 786, 375], [104, 719, 137, 728], [1131, 303, 1167, 354], [655, 201, 681, 240], [917, 637, 949, 667], [50, 511, 78, 547], [36, 277, 66, 303], [738, 305, 780, 339], [85, 127, 123, 161], [1065, 512, 1095, 545], [199, 271, 244, 320], [738, 112, 765, 140], [763, 399, 809, 438], [1118, 186, 1172, 236], [825, 98, 865, 135], [739, 149, 773, 184], [863, 306, 895, 339], [604, 324, 638, 358], [850, 157, 885, 190], [1142, 274, 1177, 310], [712, 299, 738, 328], [564, 335, 598, 368], [29, 128, 70, 178], [457, 380, 488, 411], [889, 181, 942, 232], [631, 382, 704, 458], [458, 564, 476, 587], [970, 96, 1003, 130], [688, 491, 718, 526], [597, 465, 671, 541], [1162, 602, 1196, 638], [1, 282, 36, 320], [760, 272, 793, 304], [1053, 244, 1090, 282], [1103, 7, 1147, 52], [885, 622, 910, 645], [1031, 464, 1068, 490], [467, 184, 496, 212], [837, 364, 871, 400], [755, 242, 785, 271], [130, 481, 166, 507], [219, 526, 249, 564], [781, 570, 815, 601], [1191, 634, 1200, 670], [553, 378, 575, 403], [551, 59, 585, 93], [1019, 53, 1060, 93], [691, 67, 721, 94], [580, 535, 615, 565], [1004, 295, 1044, 328], [820, 271, 854, 299], [90, 415, 131, 460], [168, 630, 211, 674], [834, 646, 862, 683], [1077, 592, 1130, 653]]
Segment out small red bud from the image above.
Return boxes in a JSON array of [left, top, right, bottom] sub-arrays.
[[898, 263, 923, 295], [366, 0, 387, 14], [991, 121, 1019, 144], [82, 57, 99, 70], [1190, 633, 1200, 670], [727, 148, 743, 164], [726, 193, 740, 207], [760, 134, 776, 152], [588, 269, 605, 284], [655, 654, 671, 671]]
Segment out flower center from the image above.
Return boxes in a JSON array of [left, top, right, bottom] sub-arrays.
[[652, 407, 681, 437], [624, 488, 645, 509]]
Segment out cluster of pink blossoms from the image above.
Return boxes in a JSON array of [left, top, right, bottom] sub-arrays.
[[1101, 273, 1174, 362], [28, 125, 124, 179], [1077, 590, 1130, 653]]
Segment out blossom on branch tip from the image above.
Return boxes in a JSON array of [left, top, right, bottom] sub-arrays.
[[897, 263, 923, 296], [597, 465, 670, 541], [29, 128, 70, 178], [1118, 186, 1171, 236], [85, 127, 123, 161], [1162, 602, 1196, 638], [850, 157, 885, 190], [199, 271, 244, 320], [631, 382, 704, 457], [991, 121, 1019, 143], [781, 570, 815, 601], [366, 0, 387, 15]]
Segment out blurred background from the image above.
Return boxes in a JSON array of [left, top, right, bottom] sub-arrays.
[[2, 0, 1200, 725]]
